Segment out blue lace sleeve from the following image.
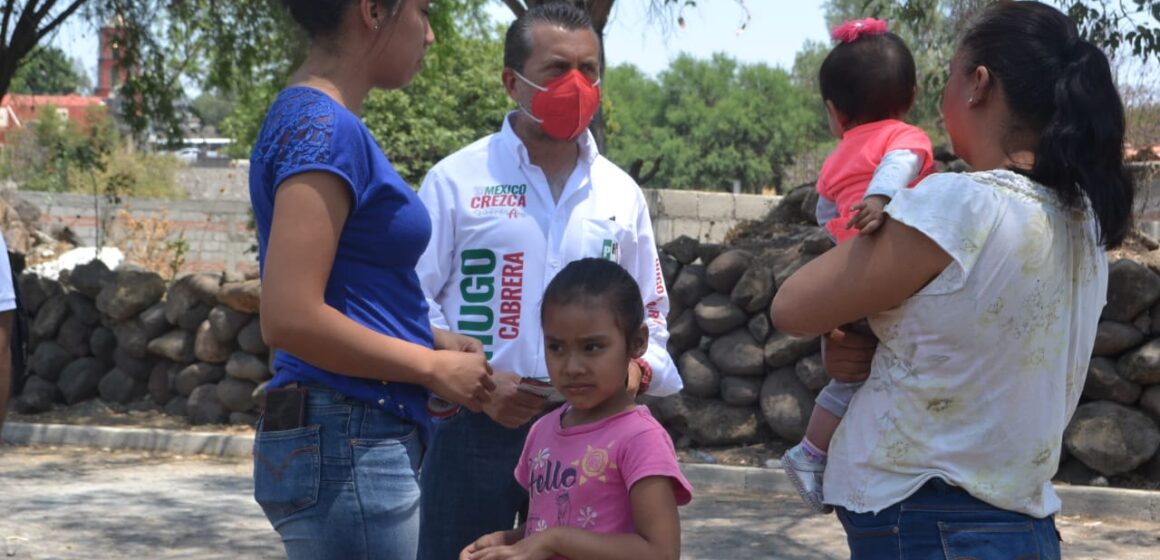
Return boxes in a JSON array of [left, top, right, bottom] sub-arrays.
[[252, 88, 357, 195]]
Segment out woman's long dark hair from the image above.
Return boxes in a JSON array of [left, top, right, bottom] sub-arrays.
[[959, 0, 1134, 248]]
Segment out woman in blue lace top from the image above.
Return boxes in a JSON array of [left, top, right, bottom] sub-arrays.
[[248, 1, 496, 558]]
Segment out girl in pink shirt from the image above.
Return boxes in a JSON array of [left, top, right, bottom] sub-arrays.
[[783, 18, 936, 514], [460, 258, 692, 560]]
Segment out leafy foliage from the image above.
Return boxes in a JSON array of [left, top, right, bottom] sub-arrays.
[[604, 54, 826, 192], [9, 46, 87, 94]]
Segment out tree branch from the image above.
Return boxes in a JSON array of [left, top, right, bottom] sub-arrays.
[[33, 0, 87, 45]]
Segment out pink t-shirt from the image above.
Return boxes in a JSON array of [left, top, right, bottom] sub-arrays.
[[515, 405, 693, 550], [816, 119, 935, 243]]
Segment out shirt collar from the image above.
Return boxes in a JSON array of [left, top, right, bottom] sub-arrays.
[[499, 111, 599, 168]]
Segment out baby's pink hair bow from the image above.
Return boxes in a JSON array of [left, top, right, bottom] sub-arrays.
[[831, 18, 889, 43]]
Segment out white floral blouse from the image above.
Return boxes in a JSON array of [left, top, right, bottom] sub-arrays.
[[824, 169, 1106, 518]]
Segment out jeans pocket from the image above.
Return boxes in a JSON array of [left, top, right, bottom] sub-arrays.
[[938, 520, 1039, 560], [837, 508, 901, 558], [253, 425, 321, 518]]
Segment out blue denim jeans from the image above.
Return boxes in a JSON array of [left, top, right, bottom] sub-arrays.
[[836, 478, 1061, 559], [417, 410, 533, 560], [253, 384, 424, 560]]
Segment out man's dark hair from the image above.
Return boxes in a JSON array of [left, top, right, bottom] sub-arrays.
[[503, 1, 597, 73]]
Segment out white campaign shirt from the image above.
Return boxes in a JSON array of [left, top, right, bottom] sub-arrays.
[[415, 114, 682, 396], [825, 170, 1106, 518]]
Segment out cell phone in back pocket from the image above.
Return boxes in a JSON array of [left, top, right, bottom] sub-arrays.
[[262, 388, 307, 432]]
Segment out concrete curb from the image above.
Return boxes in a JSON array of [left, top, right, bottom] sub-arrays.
[[5, 422, 1158, 523]]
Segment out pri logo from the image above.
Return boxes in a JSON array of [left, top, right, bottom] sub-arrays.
[[600, 240, 619, 261]]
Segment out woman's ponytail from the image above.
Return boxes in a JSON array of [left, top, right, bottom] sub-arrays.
[[1032, 40, 1133, 248]]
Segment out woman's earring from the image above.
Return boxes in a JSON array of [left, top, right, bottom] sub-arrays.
[[968, 96, 974, 104]]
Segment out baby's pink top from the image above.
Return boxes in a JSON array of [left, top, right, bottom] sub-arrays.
[[817, 119, 935, 243], [515, 404, 693, 553]]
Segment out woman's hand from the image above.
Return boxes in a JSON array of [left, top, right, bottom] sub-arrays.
[[429, 351, 496, 412], [433, 327, 485, 354], [822, 328, 878, 383]]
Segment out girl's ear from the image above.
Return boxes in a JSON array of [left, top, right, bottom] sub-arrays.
[[630, 324, 649, 358]]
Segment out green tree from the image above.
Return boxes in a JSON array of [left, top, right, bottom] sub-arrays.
[[604, 54, 825, 193], [9, 45, 86, 94], [189, 92, 234, 132]]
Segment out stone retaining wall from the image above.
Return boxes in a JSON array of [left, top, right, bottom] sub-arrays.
[[12, 263, 268, 425]]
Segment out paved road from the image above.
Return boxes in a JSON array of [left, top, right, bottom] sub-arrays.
[[2, 445, 1159, 559]]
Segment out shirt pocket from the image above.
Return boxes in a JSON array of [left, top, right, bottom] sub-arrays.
[[580, 219, 631, 263]]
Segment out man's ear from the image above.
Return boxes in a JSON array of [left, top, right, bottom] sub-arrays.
[[502, 68, 520, 102]]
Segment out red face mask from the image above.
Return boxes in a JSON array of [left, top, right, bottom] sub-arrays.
[[515, 69, 601, 141]]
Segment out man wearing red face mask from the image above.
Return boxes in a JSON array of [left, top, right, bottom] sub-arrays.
[[413, 3, 683, 559]]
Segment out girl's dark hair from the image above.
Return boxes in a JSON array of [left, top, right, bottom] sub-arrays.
[[819, 31, 916, 124], [504, 1, 596, 73], [282, 0, 402, 39], [541, 258, 643, 344], [959, 0, 1133, 248]]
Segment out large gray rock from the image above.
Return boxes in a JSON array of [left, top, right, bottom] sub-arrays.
[[57, 316, 94, 358], [731, 261, 776, 314], [113, 319, 150, 359], [217, 376, 259, 413], [113, 346, 154, 382], [677, 349, 720, 398], [68, 258, 114, 298], [147, 330, 196, 363], [31, 295, 69, 340], [662, 235, 700, 265], [89, 326, 117, 364], [1093, 321, 1146, 356], [208, 305, 250, 343], [165, 273, 221, 324], [764, 332, 821, 368], [1064, 401, 1160, 476], [57, 357, 108, 405], [138, 302, 171, 339], [195, 321, 234, 364], [652, 393, 761, 446], [18, 274, 61, 316], [177, 302, 212, 332], [1116, 338, 1160, 385], [795, 353, 829, 392], [237, 318, 268, 355], [1103, 259, 1160, 323], [800, 228, 835, 257], [659, 253, 681, 290], [694, 293, 748, 335], [709, 329, 765, 376], [98, 368, 147, 404], [95, 269, 166, 321], [217, 280, 261, 314], [174, 362, 227, 397], [760, 367, 814, 442], [671, 265, 712, 308], [667, 309, 702, 354], [186, 384, 230, 425], [1082, 357, 1142, 404], [225, 351, 270, 382], [148, 361, 182, 406], [720, 376, 763, 406], [747, 314, 771, 344], [696, 243, 727, 267], [705, 250, 752, 294], [64, 292, 101, 326], [1141, 385, 1160, 422], [14, 375, 61, 413], [29, 341, 73, 382]]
